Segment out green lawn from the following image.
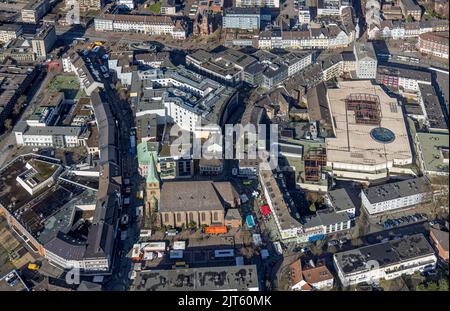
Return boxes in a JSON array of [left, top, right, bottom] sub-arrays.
[[47, 75, 86, 100], [148, 2, 161, 14]]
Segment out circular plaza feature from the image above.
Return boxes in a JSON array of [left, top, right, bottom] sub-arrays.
[[370, 127, 396, 144]]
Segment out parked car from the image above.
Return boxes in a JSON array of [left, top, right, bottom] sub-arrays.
[[328, 240, 339, 247]]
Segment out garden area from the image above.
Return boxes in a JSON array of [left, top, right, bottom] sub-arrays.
[[47, 75, 86, 100], [147, 1, 161, 14]]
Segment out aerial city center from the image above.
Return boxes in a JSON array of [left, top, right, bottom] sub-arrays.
[[0, 0, 448, 293]]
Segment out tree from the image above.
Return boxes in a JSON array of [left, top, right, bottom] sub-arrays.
[[188, 221, 197, 230], [4, 119, 13, 131], [13, 95, 27, 116], [416, 278, 449, 291], [406, 15, 414, 22], [309, 202, 317, 213]]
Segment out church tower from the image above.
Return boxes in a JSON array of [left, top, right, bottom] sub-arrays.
[[145, 152, 160, 217]]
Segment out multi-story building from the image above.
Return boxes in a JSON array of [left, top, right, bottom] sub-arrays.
[[0, 24, 23, 44], [298, 1, 311, 24], [430, 228, 449, 262], [21, 0, 50, 24], [415, 132, 449, 176], [325, 188, 357, 219], [259, 169, 304, 240], [325, 81, 413, 181], [370, 19, 449, 40], [94, 14, 187, 39], [66, 53, 105, 96], [290, 259, 334, 291], [117, 0, 134, 10], [418, 84, 448, 133], [66, 0, 105, 12], [418, 31, 449, 59], [399, 0, 422, 20], [317, 0, 342, 16], [259, 25, 354, 50], [361, 177, 432, 216], [108, 51, 135, 86], [376, 66, 432, 92], [1, 87, 121, 274], [334, 234, 437, 286], [14, 123, 85, 148], [354, 41, 377, 79], [131, 265, 259, 291], [223, 7, 262, 30], [235, 0, 280, 7], [0, 65, 37, 132], [186, 48, 257, 86], [131, 66, 237, 135], [31, 24, 56, 61]]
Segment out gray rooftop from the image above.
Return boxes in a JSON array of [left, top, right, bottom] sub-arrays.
[[160, 180, 239, 212], [132, 265, 259, 291], [327, 188, 358, 213], [362, 177, 431, 204], [334, 234, 435, 275]]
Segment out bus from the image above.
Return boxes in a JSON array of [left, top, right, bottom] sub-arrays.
[[214, 249, 235, 258]]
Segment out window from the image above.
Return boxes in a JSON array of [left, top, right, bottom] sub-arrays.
[[213, 212, 218, 222], [176, 213, 181, 222], [189, 212, 194, 223], [201, 212, 206, 222], [164, 214, 169, 223]]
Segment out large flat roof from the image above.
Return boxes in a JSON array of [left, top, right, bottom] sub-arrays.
[[362, 176, 431, 204], [131, 264, 259, 291], [416, 132, 449, 175], [326, 81, 412, 168], [334, 234, 435, 276]]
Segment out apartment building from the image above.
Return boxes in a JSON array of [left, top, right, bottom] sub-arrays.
[[290, 259, 334, 291], [0, 65, 37, 132], [66, 0, 105, 11], [399, 0, 422, 20], [31, 25, 56, 61], [94, 14, 187, 39], [317, 0, 342, 16], [334, 234, 437, 286], [21, 0, 50, 24], [235, 0, 280, 7], [370, 19, 449, 40], [0, 24, 23, 44], [298, 2, 311, 24], [354, 41, 377, 79], [418, 32, 449, 59], [259, 25, 353, 50], [259, 169, 304, 240], [361, 177, 432, 216]]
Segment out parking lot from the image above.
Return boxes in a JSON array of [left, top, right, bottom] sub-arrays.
[[381, 213, 427, 230]]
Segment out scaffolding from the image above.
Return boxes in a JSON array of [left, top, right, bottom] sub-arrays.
[[345, 93, 382, 125], [304, 147, 327, 182]]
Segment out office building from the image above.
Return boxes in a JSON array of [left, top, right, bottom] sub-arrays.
[[21, 0, 50, 24]]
